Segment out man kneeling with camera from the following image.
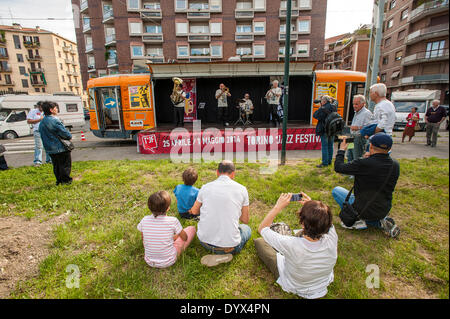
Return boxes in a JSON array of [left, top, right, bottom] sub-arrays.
[[333, 133, 400, 238]]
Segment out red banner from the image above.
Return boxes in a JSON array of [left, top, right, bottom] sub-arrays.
[[183, 78, 196, 122], [138, 127, 321, 154]]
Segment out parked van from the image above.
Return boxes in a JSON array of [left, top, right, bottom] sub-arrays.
[[0, 94, 85, 139], [391, 89, 441, 131]]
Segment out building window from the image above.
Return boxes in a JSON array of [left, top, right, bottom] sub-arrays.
[[176, 22, 188, 34], [145, 25, 162, 34], [189, 2, 208, 9], [236, 46, 252, 56], [60, 63, 63, 70], [62, 75, 65, 82], [395, 51, 402, 61], [401, 9, 408, 20], [210, 22, 222, 34], [253, 44, 265, 56], [66, 104, 79, 112], [211, 44, 222, 57], [299, 0, 311, 8], [279, 46, 294, 55], [297, 43, 309, 56], [147, 47, 163, 56], [177, 45, 189, 57], [58, 51, 62, 58], [384, 37, 391, 48], [131, 46, 144, 57], [298, 20, 310, 33], [426, 40, 446, 58], [280, 24, 295, 33], [381, 73, 386, 82], [56, 38, 59, 45], [128, 0, 140, 9], [397, 29, 406, 40], [382, 56, 389, 65], [190, 25, 209, 34], [19, 66, 26, 75], [144, 2, 160, 9], [22, 79, 29, 88], [210, 0, 221, 10], [236, 1, 252, 9], [17, 54, 24, 62], [389, 0, 396, 10], [254, 0, 265, 10], [13, 35, 21, 49], [129, 22, 142, 34], [254, 21, 265, 33], [190, 47, 210, 56], [176, 0, 187, 10], [387, 19, 394, 29], [35, 88, 40, 92], [236, 25, 252, 33]]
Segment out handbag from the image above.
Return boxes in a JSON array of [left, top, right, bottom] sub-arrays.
[[0, 144, 6, 155], [58, 136, 74, 151], [339, 163, 395, 227]]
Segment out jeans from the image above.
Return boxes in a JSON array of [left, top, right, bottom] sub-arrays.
[[200, 224, 252, 255], [34, 131, 51, 164], [346, 146, 355, 162], [332, 186, 381, 228], [426, 122, 440, 146], [320, 135, 334, 166]]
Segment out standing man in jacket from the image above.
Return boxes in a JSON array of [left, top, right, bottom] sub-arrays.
[[332, 133, 400, 238], [313, 95, 337, 168], [425, 99, 447, 147]]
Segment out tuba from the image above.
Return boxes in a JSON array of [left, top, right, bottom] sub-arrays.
[[170, 77, 184, 105]]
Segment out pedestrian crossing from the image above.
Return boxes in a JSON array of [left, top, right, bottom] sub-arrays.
[[2, 134, 83, 154]]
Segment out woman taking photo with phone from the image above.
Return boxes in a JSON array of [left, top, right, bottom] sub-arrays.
[[254, 192, 338, 299]]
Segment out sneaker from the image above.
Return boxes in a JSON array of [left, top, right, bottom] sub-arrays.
[[380, 218, 400, 238], [340, 220, 368, 230], [201, 254, 233, 267], [225, 122, 230, 126], [316, 164, 328, 168], [33, 163, 42, 167]]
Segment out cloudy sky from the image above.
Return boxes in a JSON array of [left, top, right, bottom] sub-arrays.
[[0, 0, 374, 42]]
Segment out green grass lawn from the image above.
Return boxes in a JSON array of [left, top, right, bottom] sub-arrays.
[[0, 158, 448, 299]]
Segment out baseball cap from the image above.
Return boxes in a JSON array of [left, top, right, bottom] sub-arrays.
[[369, 133, 393, 150]]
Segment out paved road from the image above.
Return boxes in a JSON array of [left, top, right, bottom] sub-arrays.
[[2, 124, 448, 168]]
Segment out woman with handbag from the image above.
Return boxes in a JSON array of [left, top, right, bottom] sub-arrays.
[[38, 101, 73, 185], [402, 107, 420, 143], [0, 144, 9, 170]]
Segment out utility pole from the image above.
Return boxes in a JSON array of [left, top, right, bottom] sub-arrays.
[[365, 0, 386, 111], [280, 0, 292, 165]]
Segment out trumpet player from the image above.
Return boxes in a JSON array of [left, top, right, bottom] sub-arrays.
[[265, 80, 282, 127], [215, 83, 231, 126], [171, 82, 186, 127]]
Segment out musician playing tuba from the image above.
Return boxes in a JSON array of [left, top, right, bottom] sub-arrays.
[[170, 77, 186, 127]]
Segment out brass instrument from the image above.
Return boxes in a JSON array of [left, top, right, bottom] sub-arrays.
[[170, 77, 185, 105]]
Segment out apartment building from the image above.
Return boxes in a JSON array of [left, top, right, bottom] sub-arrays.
[[0, 24, 83, 96], [323, 27, 370, 72], [72, 0, 327, 88], [379, 0, 449, 103]]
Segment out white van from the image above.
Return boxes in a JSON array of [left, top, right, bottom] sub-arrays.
[[0, 94, 85, 139], [391, 89, 441, 131]]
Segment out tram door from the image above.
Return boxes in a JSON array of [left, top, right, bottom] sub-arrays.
[[92, 86, 123, 132], [343, 82, 366, 125]]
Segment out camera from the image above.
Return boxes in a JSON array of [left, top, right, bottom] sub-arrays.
[[290, 193, 303, 202]]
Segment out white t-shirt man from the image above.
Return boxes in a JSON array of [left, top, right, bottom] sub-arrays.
[[197, 175, 249, 247], [261, 225, 338, 299], [373, 99, 396, 135], [215, 89, 228, 107], [27, 108, 43, 132], [266, 87, 282, 105]]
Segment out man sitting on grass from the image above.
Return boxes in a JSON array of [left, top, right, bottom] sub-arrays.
[[190, 160, 251, 267], [254, 192, 338, 299], [333, 133, 400, 238]]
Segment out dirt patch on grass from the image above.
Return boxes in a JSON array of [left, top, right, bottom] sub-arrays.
[[380, 275, 439, 299], [249, 200, 271, 218], [0, 213, 69, 298]]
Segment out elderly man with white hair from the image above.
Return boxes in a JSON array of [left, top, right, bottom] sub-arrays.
[[369, 83, 396, 136], [349, 95, 376, 161], [265, 80, 282, 127], [425, 99, 447, 147]]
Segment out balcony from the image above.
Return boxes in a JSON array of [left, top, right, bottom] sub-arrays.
[[30, 79, 46, 86], [80, 0, 88, 13], [105, 34, 116, 46], [26, 55, 43, 62], [235, 33, 254, 42], [0, 80, 14, 86], [68, 82, 80, 88], [402, 49, 449, 66], [24, 41, 40, 48], [146, 57, 165, 63], [0, 52, 8, 60], [62, 46, 71, 53], [405, 24, 448, 45], [399, 73, 449, 85], [142, 34, 163, 42], [279, 9, 300, 18], [65, 58, 72, 64], [83, 22, 91, 33], [140, 10, 162, 20], [188, 34, 211, 42], [70, 48, 77, 55], [29, 68, 44, 73], [0, 64, 12, 72], [107, 57, 118, 67], [278, 32, 299, 41], [87, 65, 96, 73], [409, 0, 449, 23], [85, 43, 94, 53], [0, 37, 6, 46], [187, 10, 211, 20], [235, 9, 254, 19], [102, 10, 114, 23]]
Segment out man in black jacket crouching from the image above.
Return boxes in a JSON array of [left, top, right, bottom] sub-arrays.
[[332, 133, 400, 238]]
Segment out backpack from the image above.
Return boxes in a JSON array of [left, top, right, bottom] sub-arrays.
[[324, 111, 345, 137]]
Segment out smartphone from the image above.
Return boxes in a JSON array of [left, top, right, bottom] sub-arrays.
[[290, 193, 303, 201], [338, 135, 354, 143]]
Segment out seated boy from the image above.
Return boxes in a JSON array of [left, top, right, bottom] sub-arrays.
[[174, 167, 199, 219]]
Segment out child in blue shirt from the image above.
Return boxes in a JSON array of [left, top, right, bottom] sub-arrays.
[[174, 167, 199, 219]]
